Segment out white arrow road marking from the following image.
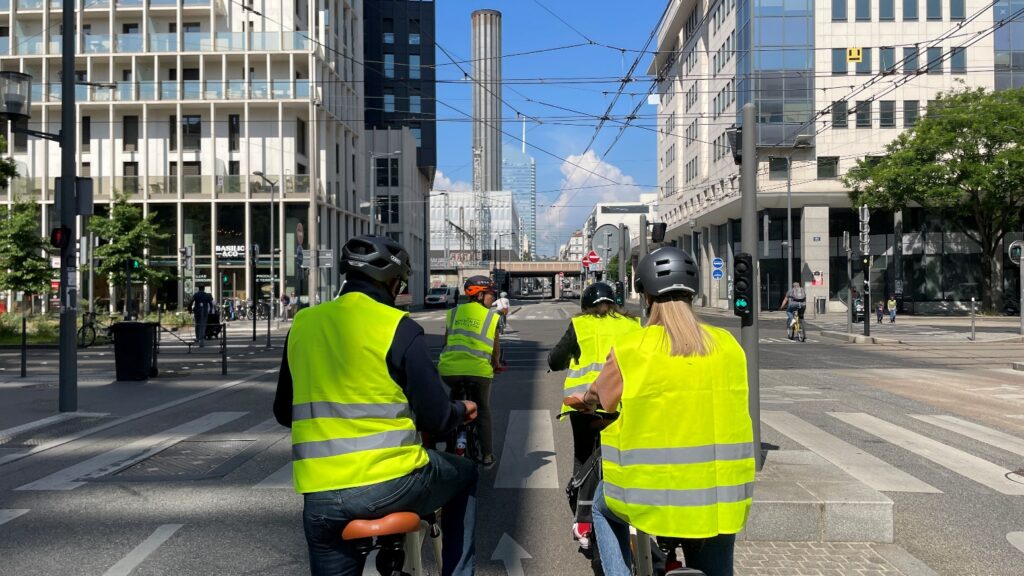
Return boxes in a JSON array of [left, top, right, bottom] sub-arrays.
[[491, 533, 531, 576], [102, 524, 184, 576], [1008, 532, 1024, 556], [0, 509, 29, 528], [494, 410, 559, 489]]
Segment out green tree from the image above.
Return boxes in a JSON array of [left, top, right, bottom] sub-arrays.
[[88, 193, 169, 309], [607, 254, 620, 281], [0, 198, 52, 310], [843, 87, 1024, 311]]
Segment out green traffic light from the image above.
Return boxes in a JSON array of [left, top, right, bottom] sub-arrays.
[[735, 298, 748, 308]]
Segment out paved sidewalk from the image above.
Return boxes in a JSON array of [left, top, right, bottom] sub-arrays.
[[735, 542, 937, 576]]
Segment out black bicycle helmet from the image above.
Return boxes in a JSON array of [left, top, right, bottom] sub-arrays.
[[464, 275, 497, 298], [339, 235, 411, 284], [634, 246, 699, 297], [581, 282, 616, 310]]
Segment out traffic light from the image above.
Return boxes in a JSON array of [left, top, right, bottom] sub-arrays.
[[733, 253, 754, 323], [651, 222, 668, 243], [49, 225, 72, 249], [132, 259, 141, 269], [1011, 243, 1023, 263], [614, 281, 625, 306], [222, 274, 229, 285], [179, 246, 194, 270]]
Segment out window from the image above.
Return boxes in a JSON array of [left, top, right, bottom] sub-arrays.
[[880, 47, 896, 73], [409, 54, 421, 80], [228, 160, 239, 176], [81, 116, 90, 151], [950, 0, 965, 19], [833, 0, 847, 20], [857, 48, 873, 74], [903, 47, 919, 73], [409, 18, 421, 45], [228, 114, 239, 151], [856, 101, 872, 128], [832, 100, 849, 128], [950, 47, 966, 74], [389, 158, 399, 186], [383, 90, 395, 112], [904, 0, 918, 19], [335, 145, 340, 174], [832, 48, 848, 75], [856, 0, 871, 20], [169, 115, 177, 151], [376, 195, 400, 225], [927, 0, 941, 19], [297, 118, 307, 156], [926, 47, 943, 74], [904, 100, 920, 126], [382, 18, 394, 44], [182, 115, 201, 150], [880, 100, 896, 127], [410, 124, 422, 147], [880, 0, 895, 19], [410, 93, 421, 113], [384, 53, 394, 78], [817, 157, 840, 179], [769, 157, 789, 180], [375, 158, 389, 187], [123, 115, 138, 151], [123, 162, 139, 194]]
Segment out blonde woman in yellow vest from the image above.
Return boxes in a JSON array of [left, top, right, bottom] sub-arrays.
[[274, 235, 479, 576], [547, 281, 640, 552], [568, 247, 755, 576]]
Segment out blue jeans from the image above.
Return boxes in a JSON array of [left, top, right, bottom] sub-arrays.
[[591, 481, 737, 576], [302, 450, 478, 576], [786, 303, 804, 326]]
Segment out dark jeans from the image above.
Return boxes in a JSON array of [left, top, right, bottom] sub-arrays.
[[194, 311, 208, 346], [302, 450, 478, 576], [592, 481, 736, 576], [443, 376, 494, 457]]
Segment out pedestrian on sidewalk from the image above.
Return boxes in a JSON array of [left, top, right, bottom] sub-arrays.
[[876, 301, 884, 325], [887, 296, 897, 323], [188, 285, 213, 347]]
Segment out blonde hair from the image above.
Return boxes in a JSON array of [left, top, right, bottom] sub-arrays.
[[646, 297, 713, 357]]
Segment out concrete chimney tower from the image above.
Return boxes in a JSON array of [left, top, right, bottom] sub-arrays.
[[471, 9, 502, 193]]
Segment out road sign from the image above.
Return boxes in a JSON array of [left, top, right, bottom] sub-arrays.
[[318, 249, 334, 269], [712, 257, 724, 269], [1010, 240, 1024, 266], [847, 47, 863, 63], [593, 224, 620, 257], [712, 269, 724, 280], [581, 256, 590, 268], [587, 250, 601, 264], [558, 272, 564, 277]]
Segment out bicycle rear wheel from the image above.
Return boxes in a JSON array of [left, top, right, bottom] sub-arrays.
[[77, 325, 96, 348]]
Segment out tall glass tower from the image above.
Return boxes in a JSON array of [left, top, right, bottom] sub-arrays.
[[502, 145, 536, 258]]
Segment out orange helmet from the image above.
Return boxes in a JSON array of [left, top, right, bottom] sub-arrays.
[[464, 275, 497, 298]]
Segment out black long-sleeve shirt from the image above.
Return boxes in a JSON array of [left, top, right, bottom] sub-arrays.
[[274, 279, 466, 435], [547, 321, 581, 371]]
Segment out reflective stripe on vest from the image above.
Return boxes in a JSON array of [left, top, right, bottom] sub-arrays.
[[287, 292, 428, 494], [601, 323, 755, 538], [561, 315, 641, 415], [438, 303, 498, 378]]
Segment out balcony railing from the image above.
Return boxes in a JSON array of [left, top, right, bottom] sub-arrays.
[[182, 32, 211, 52], [295, 80, 310, 99], [0, 0, 9, 11], [83, 34, 111, 54], [226, 79, 246, 99], [204, 79, 223, 99], [0, 38, 9, 56], [251, 32, 280, 51], [289, 32, 311, 51], [19, 0, 44, 10], [250, 80, 268, 99], [215, 32, 244, 51], [150, 0, 178, 7], [116, 0, 143, 7], [83, 0, 110, 8], [116, 33, 143, 53], [29, 79, 313, 103], [272, 80, 290, 99], [283, 174, 310, 198], [18, 39, 45, 55], [149, 33, 177, 52], [159, 80, 177, 100], [117, 81, 133, 101], [48, 35, 62, 53], [220, 175, 244, 197]]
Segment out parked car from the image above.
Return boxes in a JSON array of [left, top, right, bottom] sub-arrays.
[[425, 286, 458, 308]]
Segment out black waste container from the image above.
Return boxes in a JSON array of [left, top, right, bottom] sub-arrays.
[[111, 322, 158, 381]]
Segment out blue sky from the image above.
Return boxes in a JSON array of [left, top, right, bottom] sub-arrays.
[[432, 1, 665, 256]]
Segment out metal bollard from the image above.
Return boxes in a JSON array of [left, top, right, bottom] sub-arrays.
[[970, 297, 976, 342], [20, 316, 27, 378], [221, 322, 228, 375]]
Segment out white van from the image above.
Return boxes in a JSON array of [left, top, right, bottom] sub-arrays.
[[425, 286, 458, 308]]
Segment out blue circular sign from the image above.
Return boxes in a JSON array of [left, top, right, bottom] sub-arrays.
[[712, 257, 724, 269], [712, 269, 725, 280]]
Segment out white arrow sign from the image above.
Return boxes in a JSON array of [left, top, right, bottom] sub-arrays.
[[491, 533, 531, 576]]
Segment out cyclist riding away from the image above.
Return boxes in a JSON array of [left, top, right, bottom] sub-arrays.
[[273, 235, 479, 576], [568, 246, 756, 576], [494, 291, 511, 334], [779, 282, 806, 332], [438, 275, 502, 467], [548, 282, 641, 555]]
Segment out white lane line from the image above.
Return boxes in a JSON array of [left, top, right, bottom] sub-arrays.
[[0, 412, 109, 442], [910, 414, 1024, 458], [0, 509, 30, 527], [16, 412, 248, 491], [495, 410, 559, 489], [1008, 532, 1024, 556], [255, 462, 294, 489], [830, 412, 1024, 496], [762, 411, 940, 493], [0, 369, 275, 467], [102, 524, 184, 576]]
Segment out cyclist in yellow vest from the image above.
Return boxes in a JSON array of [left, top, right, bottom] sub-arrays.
[[568, 247, 755, 576], [274, 235, 479, 576], [438, 275, 501, 467], [548, 281, 640, 552]]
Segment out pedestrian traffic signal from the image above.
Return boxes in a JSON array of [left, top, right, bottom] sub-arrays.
[[222, 274, 229, 285], [49, 225, 71, 249], [733, 252, 754, 324], [132, 259, 141, 269]]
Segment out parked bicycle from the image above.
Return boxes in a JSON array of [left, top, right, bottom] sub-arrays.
[[77, 312, 114, 348]]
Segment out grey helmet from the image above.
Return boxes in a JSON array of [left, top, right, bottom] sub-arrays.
[[339, 235, 411, 284], [634, 246, 699, 297]]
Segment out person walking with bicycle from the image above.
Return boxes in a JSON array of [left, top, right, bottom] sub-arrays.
[[188, 285, 214, 347], [438, 276, 502, 467], [548, 282, 641, 555], [779, 282, 806, 339], [568, 247, 755, 576], [274, 235, 479, 576]]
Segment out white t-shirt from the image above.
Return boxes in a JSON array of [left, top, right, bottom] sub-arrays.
[[495, 297, 510, 313]]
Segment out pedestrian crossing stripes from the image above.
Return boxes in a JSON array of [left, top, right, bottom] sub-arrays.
[[101, 524, 184, 576], [909, 414, 1024, 458], [760, 337, 820, 344]]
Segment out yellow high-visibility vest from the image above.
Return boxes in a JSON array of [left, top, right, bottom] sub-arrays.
[[562, 314, 641, 414], [438, 302, 499, 379], [286, 292, 428, 494], [601, 324, 755, 538]]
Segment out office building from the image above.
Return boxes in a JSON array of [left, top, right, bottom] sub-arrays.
[[502, 144, 536, 258]]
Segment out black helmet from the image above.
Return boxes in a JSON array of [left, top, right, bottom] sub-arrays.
[[339, 235, 411, 284], [581, 282, 616, 310], [464, 275, 497, 298], [634, 246, 699, 297]]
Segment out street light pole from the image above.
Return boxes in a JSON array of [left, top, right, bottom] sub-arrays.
[[58, 0, 77, 412], [786, 155, 793, 290]]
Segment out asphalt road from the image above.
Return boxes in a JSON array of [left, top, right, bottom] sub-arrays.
[[0, 300, 1022, 574]]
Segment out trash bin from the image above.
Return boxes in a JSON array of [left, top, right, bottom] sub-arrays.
[[815, 297, 827, 315], [111, 321, 158, 381]]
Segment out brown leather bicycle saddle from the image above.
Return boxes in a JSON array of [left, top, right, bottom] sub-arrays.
[[341, 512, 421, 541]]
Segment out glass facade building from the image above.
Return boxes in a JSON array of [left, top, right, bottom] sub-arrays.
[[995, 0, 1024, 90], [502, 146, 537, 258]]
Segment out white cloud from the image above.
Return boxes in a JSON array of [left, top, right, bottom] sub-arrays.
[[432, 170, 472, 193], [537, 150, 651, 255]]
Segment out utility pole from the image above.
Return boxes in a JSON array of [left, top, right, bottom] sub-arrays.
[[618, 224, 627, 286], [58, 0, 77, 412], [739, 103, 761, 469], [844, 231, 853, 336], [860, 205, 871, 337]]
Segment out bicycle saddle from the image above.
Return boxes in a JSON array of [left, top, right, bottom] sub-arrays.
[[341, 512, 421, 541]]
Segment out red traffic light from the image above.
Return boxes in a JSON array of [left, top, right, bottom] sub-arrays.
[[49, 225, 72, 249]]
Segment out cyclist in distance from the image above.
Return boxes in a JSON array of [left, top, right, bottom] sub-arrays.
[[274, 235, 478, 576], [568, 247, 756, 576], [438, 275, 502, 467], [779, 281, 807, 332], [548, 282, 641, 552]]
